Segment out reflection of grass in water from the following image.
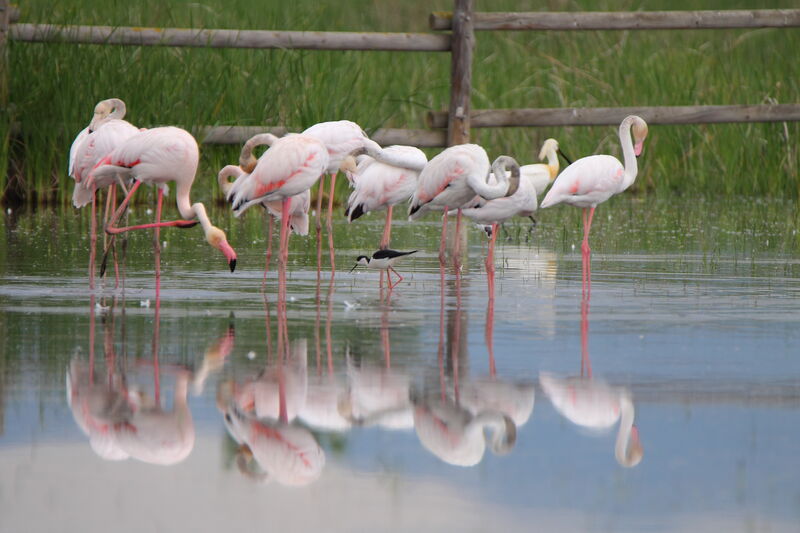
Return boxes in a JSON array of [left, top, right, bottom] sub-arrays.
[[4, 0, 799, 202]]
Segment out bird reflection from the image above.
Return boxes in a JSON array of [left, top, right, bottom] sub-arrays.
[[67, 295, 199, 465], [411, 273, 525, 467], [539, 295, 643, 467]]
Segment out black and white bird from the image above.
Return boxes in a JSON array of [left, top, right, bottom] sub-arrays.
[[350, 249, 417, 289]]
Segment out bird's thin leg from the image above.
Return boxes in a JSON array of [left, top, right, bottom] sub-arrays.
[[278, 197, 291, 304], [581, 208, 588, 296], [453, 208, 463, 271], [380, 206, 393, 250], [527, 215, 537, 242], [325, 270, 335, 376], [379, 270, 385, 295], [585, 207, 596, 294], [89, 194, 97, 290], [327, 172, 337, 271], [316, 175, 325, 277], [152, 187, 164, 405], [109, 184, 121, 289], [105, 180, 198, 235], [381, 306, 391, 369], [263, 214, 274, 287], [439, 206, 449, 266], [486, 223, 498, 295], [388, 266, 403, 289]]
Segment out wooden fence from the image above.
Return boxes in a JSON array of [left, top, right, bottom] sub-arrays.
[[3, 1, 800, 148]]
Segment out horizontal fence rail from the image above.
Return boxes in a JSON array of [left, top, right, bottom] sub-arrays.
[[430, 9, 800, 31], [10, 23, 451, 52], [199, 125, 447, 147], [426, 104, 800, 128]]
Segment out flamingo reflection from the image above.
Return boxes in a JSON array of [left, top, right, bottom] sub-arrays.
[[539, 296, 643, 467], [412, 274, 521, 467]]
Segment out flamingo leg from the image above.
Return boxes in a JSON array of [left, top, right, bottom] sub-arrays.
[[89, 193, 97, 289], [585, 207, 596, 294], [438, 206, 449, 266], [380, 205, 393, 250], [381, 306, 391, 369], [326, 270, 335, 376], [453, 208, 463, 271], [580, 294, 592, 378], [486, 222, 498, 295], [263, 214, 274, 286], [316, 175, 325, 277], [109, 184, 121, 289], [327, 172, 337, 271], [486, 288, 496, 378], [278, 197, 291, 304], [152, 187, 163, 405]]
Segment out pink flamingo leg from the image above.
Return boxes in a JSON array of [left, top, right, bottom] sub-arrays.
[[438, 206, 449, 266], [278, 197, 291, 304], [585, 207, 595, 294], [486, 223, 498, 295], [326, 271, 335, 376], [152, 187, 163, 405], [327, 172, 337, 271], [380, 206, 393, 250], [381, 306, 391, 369], [486, 290, 496, 378], [453, 208, 463, 270], [104, 180, 197, 235], [315, 175, 325, 277], [89, 194, 97, 289], [263, 214, 274, 286]]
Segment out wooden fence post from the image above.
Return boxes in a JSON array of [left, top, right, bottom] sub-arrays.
[[447, 0, 474, 146], [1, 0, 9, 108]]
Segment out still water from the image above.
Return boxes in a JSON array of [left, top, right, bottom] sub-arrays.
[[1, 196, 799, 532]]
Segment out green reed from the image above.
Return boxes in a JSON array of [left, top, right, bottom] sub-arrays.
[[3, 0, 799, 204]]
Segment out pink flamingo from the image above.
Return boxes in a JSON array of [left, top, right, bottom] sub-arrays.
[[408, 144, 513, 268], [219, 163, 310, 278], [87, 127, 238, 291], [539, 116, 649, 292], [301, 120, 381, 270], [344, 145, 427, 249], [69, 98, 139, 288]]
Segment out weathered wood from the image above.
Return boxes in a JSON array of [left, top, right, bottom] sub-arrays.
[[447, 0, 474, 146], [198, 126, 447, 148], [426, 104, 800, 128], [9, 23, 451, 52], [430, 9, 800, 31]]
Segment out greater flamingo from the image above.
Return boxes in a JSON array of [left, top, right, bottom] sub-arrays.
[[344, 145, 427, 249], [539, 116, 648, 292], [408, 144, 513, 268], [69, 98, 139, 288], [302, 120, 381, 270], [219, 164, 309, 278], [87, 127, 238, 291]]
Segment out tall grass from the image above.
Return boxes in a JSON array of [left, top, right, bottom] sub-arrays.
[[4, 0, 799, 204]]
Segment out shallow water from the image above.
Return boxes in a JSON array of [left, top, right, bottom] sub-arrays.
[[1, 196, 799, 532]]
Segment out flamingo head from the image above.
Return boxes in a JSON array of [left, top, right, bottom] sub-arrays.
[[205, 226, 237, 272], [622, 425, 644, 467], [89, 98, 125, 132], [240, 154, 258, 174], [631, 116, 649, 157], [339, 155, 358, 182]]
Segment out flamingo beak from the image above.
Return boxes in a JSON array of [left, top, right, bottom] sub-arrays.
[[219, 240, 238, 272], [634, 141, 644, 157]]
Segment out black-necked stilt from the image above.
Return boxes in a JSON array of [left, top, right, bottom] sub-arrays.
[[350, 249, 417, 289]]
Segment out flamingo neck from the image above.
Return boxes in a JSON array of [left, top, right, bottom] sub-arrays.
[[619, 117, 639, 191], [239, 133, 278, 172], [108, 98, 126, 121], [361, 140, 426, 172], [614, 395, 636, 466], [492, 155, 521, 197], [467, 167, 508, 200], [218, 165, 243, 196]]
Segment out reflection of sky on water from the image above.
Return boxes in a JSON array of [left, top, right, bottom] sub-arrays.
[[2, 202, 800, 531]]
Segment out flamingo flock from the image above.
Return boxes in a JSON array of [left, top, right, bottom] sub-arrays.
[[71, 97, 648, 299]]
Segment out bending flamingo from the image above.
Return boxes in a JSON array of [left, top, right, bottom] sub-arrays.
[[219, 164, 310, 277], [539, 116, 648, 292], [87, 127, 238, 285], [69, 98, 139, 288], [408, 144, 514, 268], [302, 120, 381, 270], [344, 145, 427, 249]]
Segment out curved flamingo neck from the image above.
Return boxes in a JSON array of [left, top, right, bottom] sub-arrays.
[[361, 140, 426, 172], [239, 133, 279, 171], [107, 98, 127, 121], [218, 165, 243, 196], [619, 117, 639, 191], [491, 156, 520, 197], [614, 395, 636, 465]]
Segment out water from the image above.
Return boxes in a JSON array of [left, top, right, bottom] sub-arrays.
[[1, 196, 799, 532]]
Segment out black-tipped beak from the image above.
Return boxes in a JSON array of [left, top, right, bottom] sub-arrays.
[[229, 258, 237, 273], [557, 148, 573, 166], [349, 264, 358, 273]]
